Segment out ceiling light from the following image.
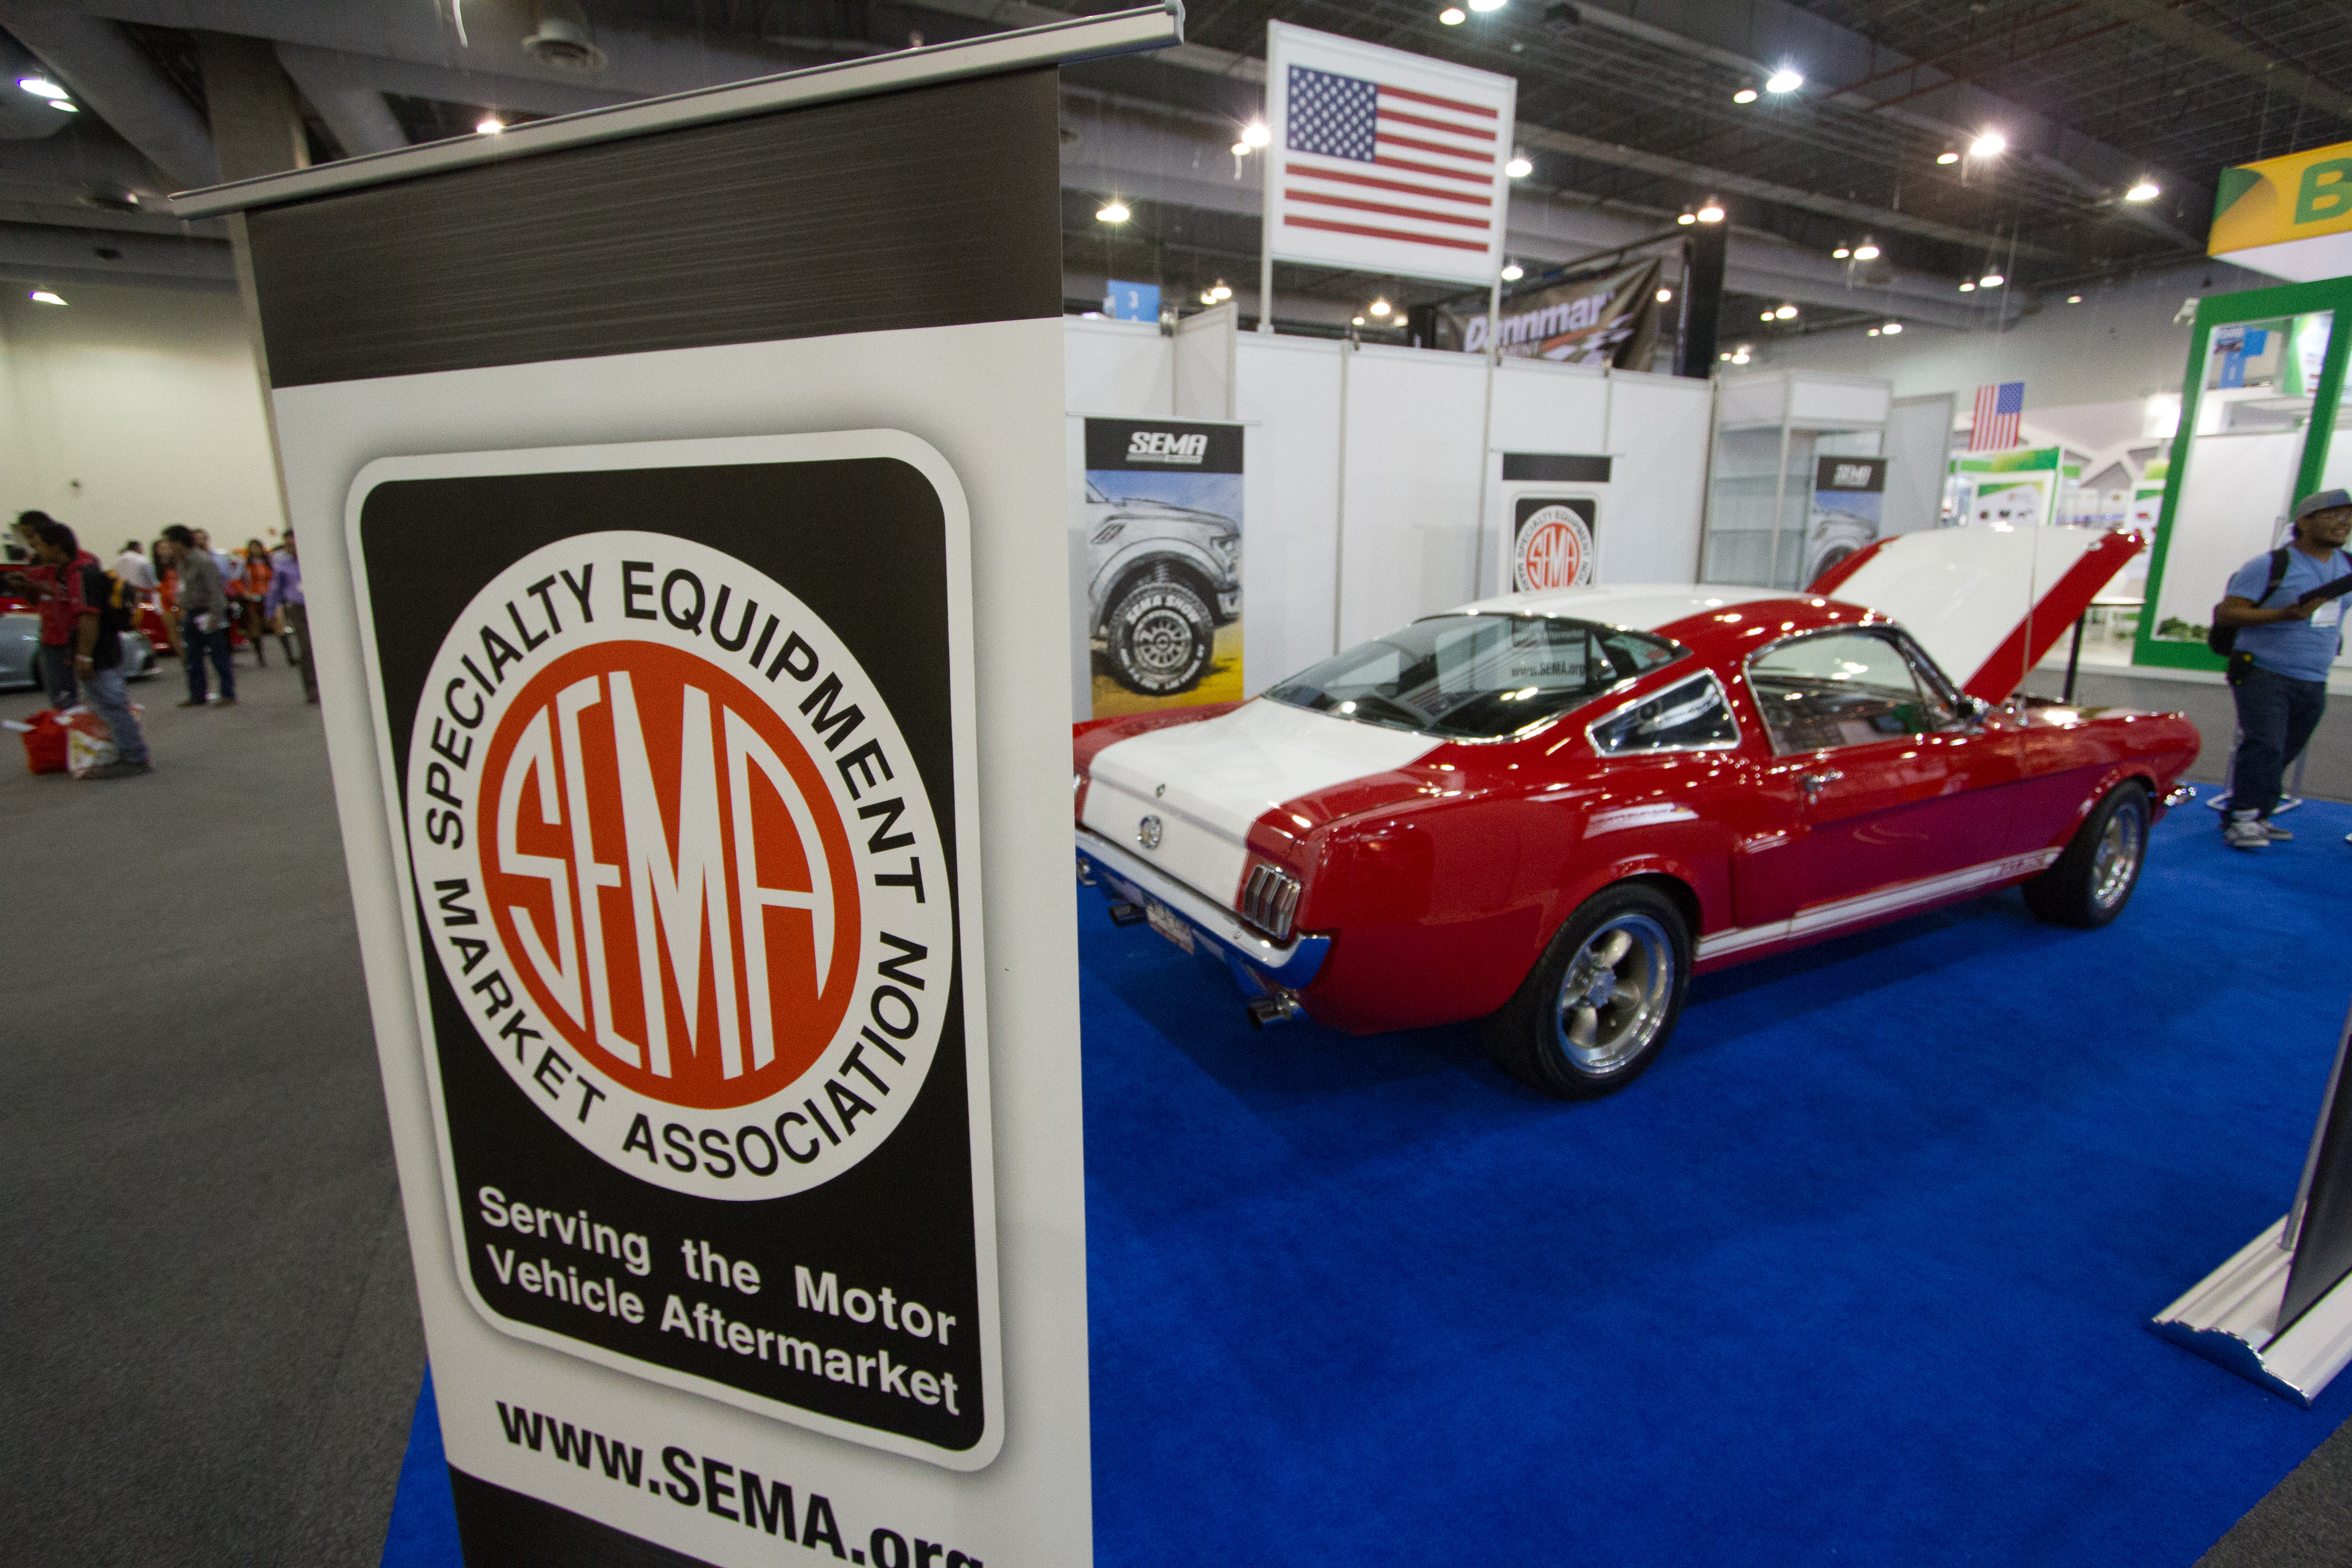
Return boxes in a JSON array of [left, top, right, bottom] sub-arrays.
[[28, 290, 66, 306], [1733, 88, 1759, 104], [1695, 202, 1724, 223], [1958, 281, 1976, 292], [1232, 141, 1251, 155], [1201, 291, 1216, 304], [1881, 321, 1902, 334], [1853, 242, 1880, 261], [1501, 262, 1524, 280], [2124, 181, 2160, 202], [2066, 294, 2083, 304], [1936, 151, 1959, 165], [17, 76, 67, 100], [1352, 315, 1367, 326], [1867, 327, 1880, 336], [1241, 121, 1270, 148], [1764, 68, 1803, 94], [1719, 350, 1732, 361], [1833, 247, 1851, 259], [1656, 287, 1672, 302], [1979, 272, 2004, 287], [1211, 281, 1232, 301], [1506, 153, 1533, 177], [1369, 297, 1392, 316], [1676, 212, 1696, 226], [476, 115, 506, 134], [1969, 131, 2005, 158], [1775, 304, 1798, 319], [48, 99, 78, 112], [1762, 310, 1776, 321], [1096, 200, 1130, 223], [1439, 6, 1466, 22]]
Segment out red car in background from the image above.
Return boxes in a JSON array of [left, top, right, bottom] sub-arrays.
[[1075, 528, 2199, 1099]]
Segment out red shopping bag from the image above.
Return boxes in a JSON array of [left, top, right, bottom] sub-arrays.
[[5, 709, 68, 775]]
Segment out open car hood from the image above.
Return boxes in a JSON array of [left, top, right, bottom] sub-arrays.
[[1809, 527, 2144, 702]]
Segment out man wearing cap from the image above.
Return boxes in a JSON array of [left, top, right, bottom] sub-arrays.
[[2213, 488, 2352, 850]]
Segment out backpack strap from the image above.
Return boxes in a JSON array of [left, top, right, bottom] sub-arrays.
[[2262, 546, 2292, 604]]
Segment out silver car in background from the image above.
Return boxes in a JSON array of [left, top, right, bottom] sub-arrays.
[[0, 610, 159, 693]]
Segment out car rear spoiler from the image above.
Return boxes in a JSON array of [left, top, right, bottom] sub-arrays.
[[1809, 528, 2145, 702]]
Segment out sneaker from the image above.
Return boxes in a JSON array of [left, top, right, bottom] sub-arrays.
[[2224, 812, 2270, 851], [79, 760, 151, 780], [2265, 821, 2295, 842]]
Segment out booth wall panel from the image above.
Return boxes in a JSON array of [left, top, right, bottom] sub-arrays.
[[1600, 371, 1711, 584], [245, 70, 1062, 386], [2149, 429, 2304, 640], [1487, 356, 1607, 454], [1065, 318, 1172, 416], [1337, 344, 1489, 644], [1235, 333, 1343, 683]]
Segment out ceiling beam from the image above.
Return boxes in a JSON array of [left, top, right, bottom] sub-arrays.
[[0, 1, 220, 187], [2083, 0, 2352, 125]]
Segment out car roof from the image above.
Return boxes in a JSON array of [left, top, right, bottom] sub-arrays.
[[1445, 584, 1818, 635]]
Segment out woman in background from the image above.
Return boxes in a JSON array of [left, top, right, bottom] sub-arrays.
[[152, 535, 183, 659], [237, 539, 272, 667]]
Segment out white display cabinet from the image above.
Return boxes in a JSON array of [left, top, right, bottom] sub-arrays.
[[1702, 369, 1894, 590]]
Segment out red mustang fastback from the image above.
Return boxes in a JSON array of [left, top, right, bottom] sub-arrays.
[[1073, 528, 2199, 1098]]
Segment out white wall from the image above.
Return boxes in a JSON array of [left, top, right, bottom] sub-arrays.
[[1066, 322, 1716, 710], [0, 282, 283, 555]]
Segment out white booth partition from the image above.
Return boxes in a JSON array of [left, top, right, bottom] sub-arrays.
[[1065, 317, 1717, 717]]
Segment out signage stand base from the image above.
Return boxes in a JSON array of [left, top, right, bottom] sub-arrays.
[[2150, 1215, 2352, 1406]]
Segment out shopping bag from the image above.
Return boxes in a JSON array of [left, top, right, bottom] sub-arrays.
[[64, 706, 119, 778], [4, 708, 68, 774]]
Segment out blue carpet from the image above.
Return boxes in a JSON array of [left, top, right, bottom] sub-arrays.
[[386, 801, 2352, 1566]]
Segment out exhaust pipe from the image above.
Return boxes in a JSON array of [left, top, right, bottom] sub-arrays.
[[1246, 989, 1305, 1028]]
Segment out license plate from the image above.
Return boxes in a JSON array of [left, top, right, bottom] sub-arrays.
[[1144, 898, 1196, 955]]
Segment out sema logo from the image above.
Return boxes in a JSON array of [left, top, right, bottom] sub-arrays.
[[1125, 430, 1208, 464], [1829, 463, 1877, 489], [405, 531, 952, 1199], [1513, 504, 1595, 592]]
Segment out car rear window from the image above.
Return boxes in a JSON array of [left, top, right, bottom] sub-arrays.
[[1264, 614, 1680, 740]]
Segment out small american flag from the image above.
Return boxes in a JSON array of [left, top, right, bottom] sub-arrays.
[[1266, 24, 1515, 286], [1971, 381, 2024, 451]]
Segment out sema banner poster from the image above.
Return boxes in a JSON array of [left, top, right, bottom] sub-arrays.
[[1081, 418, 1244, 718]]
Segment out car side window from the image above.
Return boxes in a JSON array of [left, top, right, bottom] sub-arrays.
[[1588, 670, 1740, 756], [1746, 630, 1957, 754]]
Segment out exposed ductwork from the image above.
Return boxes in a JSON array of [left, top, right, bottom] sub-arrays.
[[0, 1, 220, 187]]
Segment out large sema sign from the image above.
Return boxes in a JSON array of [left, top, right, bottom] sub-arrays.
[[2209, 137, 2352, 282], [350, 434, 997, 1470]]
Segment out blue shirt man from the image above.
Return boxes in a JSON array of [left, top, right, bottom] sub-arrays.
[[2215, 487, 2352, 848]]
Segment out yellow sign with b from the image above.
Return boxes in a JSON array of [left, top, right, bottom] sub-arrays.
[[2210, 139, 2352, 278]]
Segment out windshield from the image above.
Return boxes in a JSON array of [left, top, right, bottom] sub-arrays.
[[1264, 614, 1681, 739], [1086, 480, 1110, 504]]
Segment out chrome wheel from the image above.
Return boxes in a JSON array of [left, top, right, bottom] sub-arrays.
[[1551, 913, 1676, 1074], [2089, 796, 2145, 910]]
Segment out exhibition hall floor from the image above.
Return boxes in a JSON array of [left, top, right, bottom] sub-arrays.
[[383, 798, 2352, 1567], [8, 658, 2352, 1565]]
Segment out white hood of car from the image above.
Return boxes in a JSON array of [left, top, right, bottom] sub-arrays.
[[1081, 700, 1441, 905]]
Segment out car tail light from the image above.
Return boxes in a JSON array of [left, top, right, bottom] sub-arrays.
[[1241, 863, 1302, 940]]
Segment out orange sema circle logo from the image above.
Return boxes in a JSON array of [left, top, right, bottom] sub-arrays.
[[474, 640, 861, 1110]]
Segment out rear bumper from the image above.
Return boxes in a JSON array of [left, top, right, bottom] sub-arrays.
[[1076, 825, 1329, 990]]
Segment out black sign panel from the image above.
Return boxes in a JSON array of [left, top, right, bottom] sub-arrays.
[[352, 437, 991, 1463], [1814, 456, 1889, 493], [1083, 418, 1246, 473]]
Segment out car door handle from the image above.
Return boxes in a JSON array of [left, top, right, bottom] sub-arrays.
[[1800, 769, 1844, 795]]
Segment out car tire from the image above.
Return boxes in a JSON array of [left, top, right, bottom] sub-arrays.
[[2022, 780, 2149, 929], [1482, 882, 1691, 1100], [1104, 569, 1214, 696]]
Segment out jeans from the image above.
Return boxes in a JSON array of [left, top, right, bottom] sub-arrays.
[[80, 663, 148, 765], [38, 643, 77, 709], [285, 603, 316, 701], [183, 614, 235, 703], [2230, 663, 2327, 819]]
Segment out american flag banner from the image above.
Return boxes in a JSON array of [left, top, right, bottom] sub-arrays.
[[1263, 22, 1518, 286], [1971, 381, 2025, 450]]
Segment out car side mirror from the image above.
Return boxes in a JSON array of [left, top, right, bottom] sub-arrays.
[[1957, 695, 1994, 727]]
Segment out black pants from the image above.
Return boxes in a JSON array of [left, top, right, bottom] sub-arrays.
[[37, 643, 77, 709], [2230, 663, 2327, 819], [285, 604, 316, 701]]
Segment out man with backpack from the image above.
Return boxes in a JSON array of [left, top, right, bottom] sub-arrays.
[[24, 516, 149, 777], [2211, 487, 2352, 850]]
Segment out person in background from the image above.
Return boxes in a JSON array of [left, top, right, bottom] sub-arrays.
[[27, 517, 148, 777], [2213, 487, 2352, 851], [151, 534, 183, 659], [163, 524, 234, 707], [115, 540, 156, 593], [14, 509, 94, 710], [266, 529, 314, 704], [237, 539, 273, 668]]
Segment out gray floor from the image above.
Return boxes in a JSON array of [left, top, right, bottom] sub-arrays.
[[2030, 666, 2352, 804], [3, 651, 2346, 1566], [0, 654, 422, 1566]]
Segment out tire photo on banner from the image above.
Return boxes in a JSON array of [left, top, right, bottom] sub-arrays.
[[1512, 497, 1598, 592], [1081, 417, 1244, 718], [346, 432, 1001, 1472]]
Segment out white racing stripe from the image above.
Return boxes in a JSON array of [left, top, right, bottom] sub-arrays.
[[1696, 847, 2064, 960]]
